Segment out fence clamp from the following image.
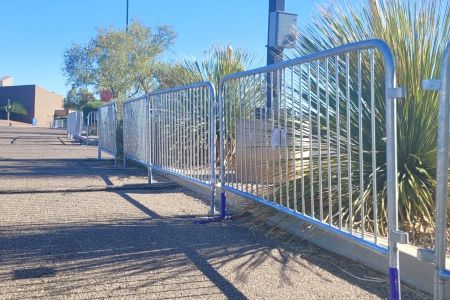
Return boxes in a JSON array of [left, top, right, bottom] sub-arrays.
[[392, 230, 409, 244], [387, 87, 406, 99], [417, 248, 435, 263], [422, 79, 441, 91]]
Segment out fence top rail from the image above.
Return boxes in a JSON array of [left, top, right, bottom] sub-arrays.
[[147, 81, 215, 98], [220, 39, 395, 84], [124, 95, 147, 105], [68, 111, 81, 116], [99, 101, 116, 108]]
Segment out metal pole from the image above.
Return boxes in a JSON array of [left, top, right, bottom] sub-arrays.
[[433, 44, 450, 300], [126, 0, 129, 32], [266, 0, 285, 110]]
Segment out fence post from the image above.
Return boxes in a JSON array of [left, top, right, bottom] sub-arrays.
[[146, 95, 153, 185], [218, 80, 226, 219], [424, 44, 450, 300], [208, 83, 216, 216], [384, 43, 408, 299]]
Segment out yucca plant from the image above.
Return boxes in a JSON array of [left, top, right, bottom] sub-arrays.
[[166, 44, 256, 89], [156, 45, 258, 166], [272, 0, 450, 239]]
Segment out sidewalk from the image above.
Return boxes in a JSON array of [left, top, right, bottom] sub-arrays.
[[0, 125, 430, 299]]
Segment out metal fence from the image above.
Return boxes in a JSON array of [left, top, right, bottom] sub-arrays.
[[83, 111, 98, 145], [422, 43, 450, 300], [123, 96, 149, 167], [149, 82, 216, 213], [67, 111, 83, 140], [97, 101, 117, 165], [120, 83, 216, 213], [219, 39, 408, 298]]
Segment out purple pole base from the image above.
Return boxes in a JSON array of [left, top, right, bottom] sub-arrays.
[[389, 267, 400, 300], [193, 192, 228, 224]]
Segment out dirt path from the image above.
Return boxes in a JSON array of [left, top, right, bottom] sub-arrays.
[[0, 125, 430, 299]]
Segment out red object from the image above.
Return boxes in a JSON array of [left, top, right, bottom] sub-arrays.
[[100, 89, 113, 102]]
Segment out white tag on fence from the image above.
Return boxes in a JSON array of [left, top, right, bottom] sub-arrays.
[[271, 128, 287, 147]]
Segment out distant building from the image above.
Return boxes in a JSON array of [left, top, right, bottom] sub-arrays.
[[52, 109, 70, 128], [0, 76, 13, 87], [0, 83, 64, 127]]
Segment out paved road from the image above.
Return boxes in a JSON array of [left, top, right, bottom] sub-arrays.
[[0, 125, 430, 299]]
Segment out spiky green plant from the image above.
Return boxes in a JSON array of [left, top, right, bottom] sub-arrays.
[[156, 45, 259, 166], [279, 0, 450, 236], [158, 44, 257, 89], [2, 99, 27, 121]]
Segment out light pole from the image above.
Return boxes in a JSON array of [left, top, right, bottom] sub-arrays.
[[266, 0, 285, 112], [266, 0, 297, 113], [126, 0, 129, 32], [267, 0, 285, 66]]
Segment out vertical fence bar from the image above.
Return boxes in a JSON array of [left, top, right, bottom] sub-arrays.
[[336, 55, 342, 231], [317, 61, 323, 221], [358, 51, 365, 238], [345, 53, 351, 232], [278, 69, 283, 205], [326, 58, 332, 225], [370, 50, 377, 243], [300, 64, 305, 214], [284, 68, 289, 208], [291, 66, 297, 212], [308, 63, 314, 218]]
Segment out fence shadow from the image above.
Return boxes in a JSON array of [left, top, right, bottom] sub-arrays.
[[0, 190, 430, 299]]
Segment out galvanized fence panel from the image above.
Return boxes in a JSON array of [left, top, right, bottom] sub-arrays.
[[422, 43, 450, 300], [83, 111, 98, 145], [147, 82, 216, 214], [67, 111, 83, 140], [219, 39, 407, 298], [97, 102, 117, 163], [123, 96, 149, 167]]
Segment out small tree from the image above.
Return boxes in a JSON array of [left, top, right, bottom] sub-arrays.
[[81, 100, 103, 116], [62, 20, 176, 101], [2, 99, 27, 122]]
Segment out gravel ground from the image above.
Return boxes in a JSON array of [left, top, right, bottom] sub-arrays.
[[0, 125, 431, 299]]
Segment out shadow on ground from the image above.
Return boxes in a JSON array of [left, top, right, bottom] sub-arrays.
[[0, 189, 430, 299]]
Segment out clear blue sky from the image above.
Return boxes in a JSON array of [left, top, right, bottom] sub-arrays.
[[0, 0, 330, 97]]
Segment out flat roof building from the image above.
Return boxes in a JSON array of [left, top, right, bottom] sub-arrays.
[[0, 84, 64, 127]]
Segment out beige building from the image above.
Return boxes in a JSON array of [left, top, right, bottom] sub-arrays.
[[0, 78, 64, 126]]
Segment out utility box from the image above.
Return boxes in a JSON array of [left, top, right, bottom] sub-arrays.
[[268, 11, 297, 48]]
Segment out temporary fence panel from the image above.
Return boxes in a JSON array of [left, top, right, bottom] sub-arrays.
[[52, 118, 66, 129], [97, 101, 117, 164], [67, 111, 83, 140], [148, 82, 216, 214], [219, 39, 408, 298], [84, 111, 98, 145], [422, 43, 450, 300], [123, 96, 149, 167]]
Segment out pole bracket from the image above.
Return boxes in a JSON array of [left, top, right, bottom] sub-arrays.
[[422, 79, 441, 91], [392, 230, 409, 244], [417, 248, 435, 263], [387, 87, 406, 98]]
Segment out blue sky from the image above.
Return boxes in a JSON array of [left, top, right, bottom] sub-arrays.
[[0, 0, 332, 97]]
